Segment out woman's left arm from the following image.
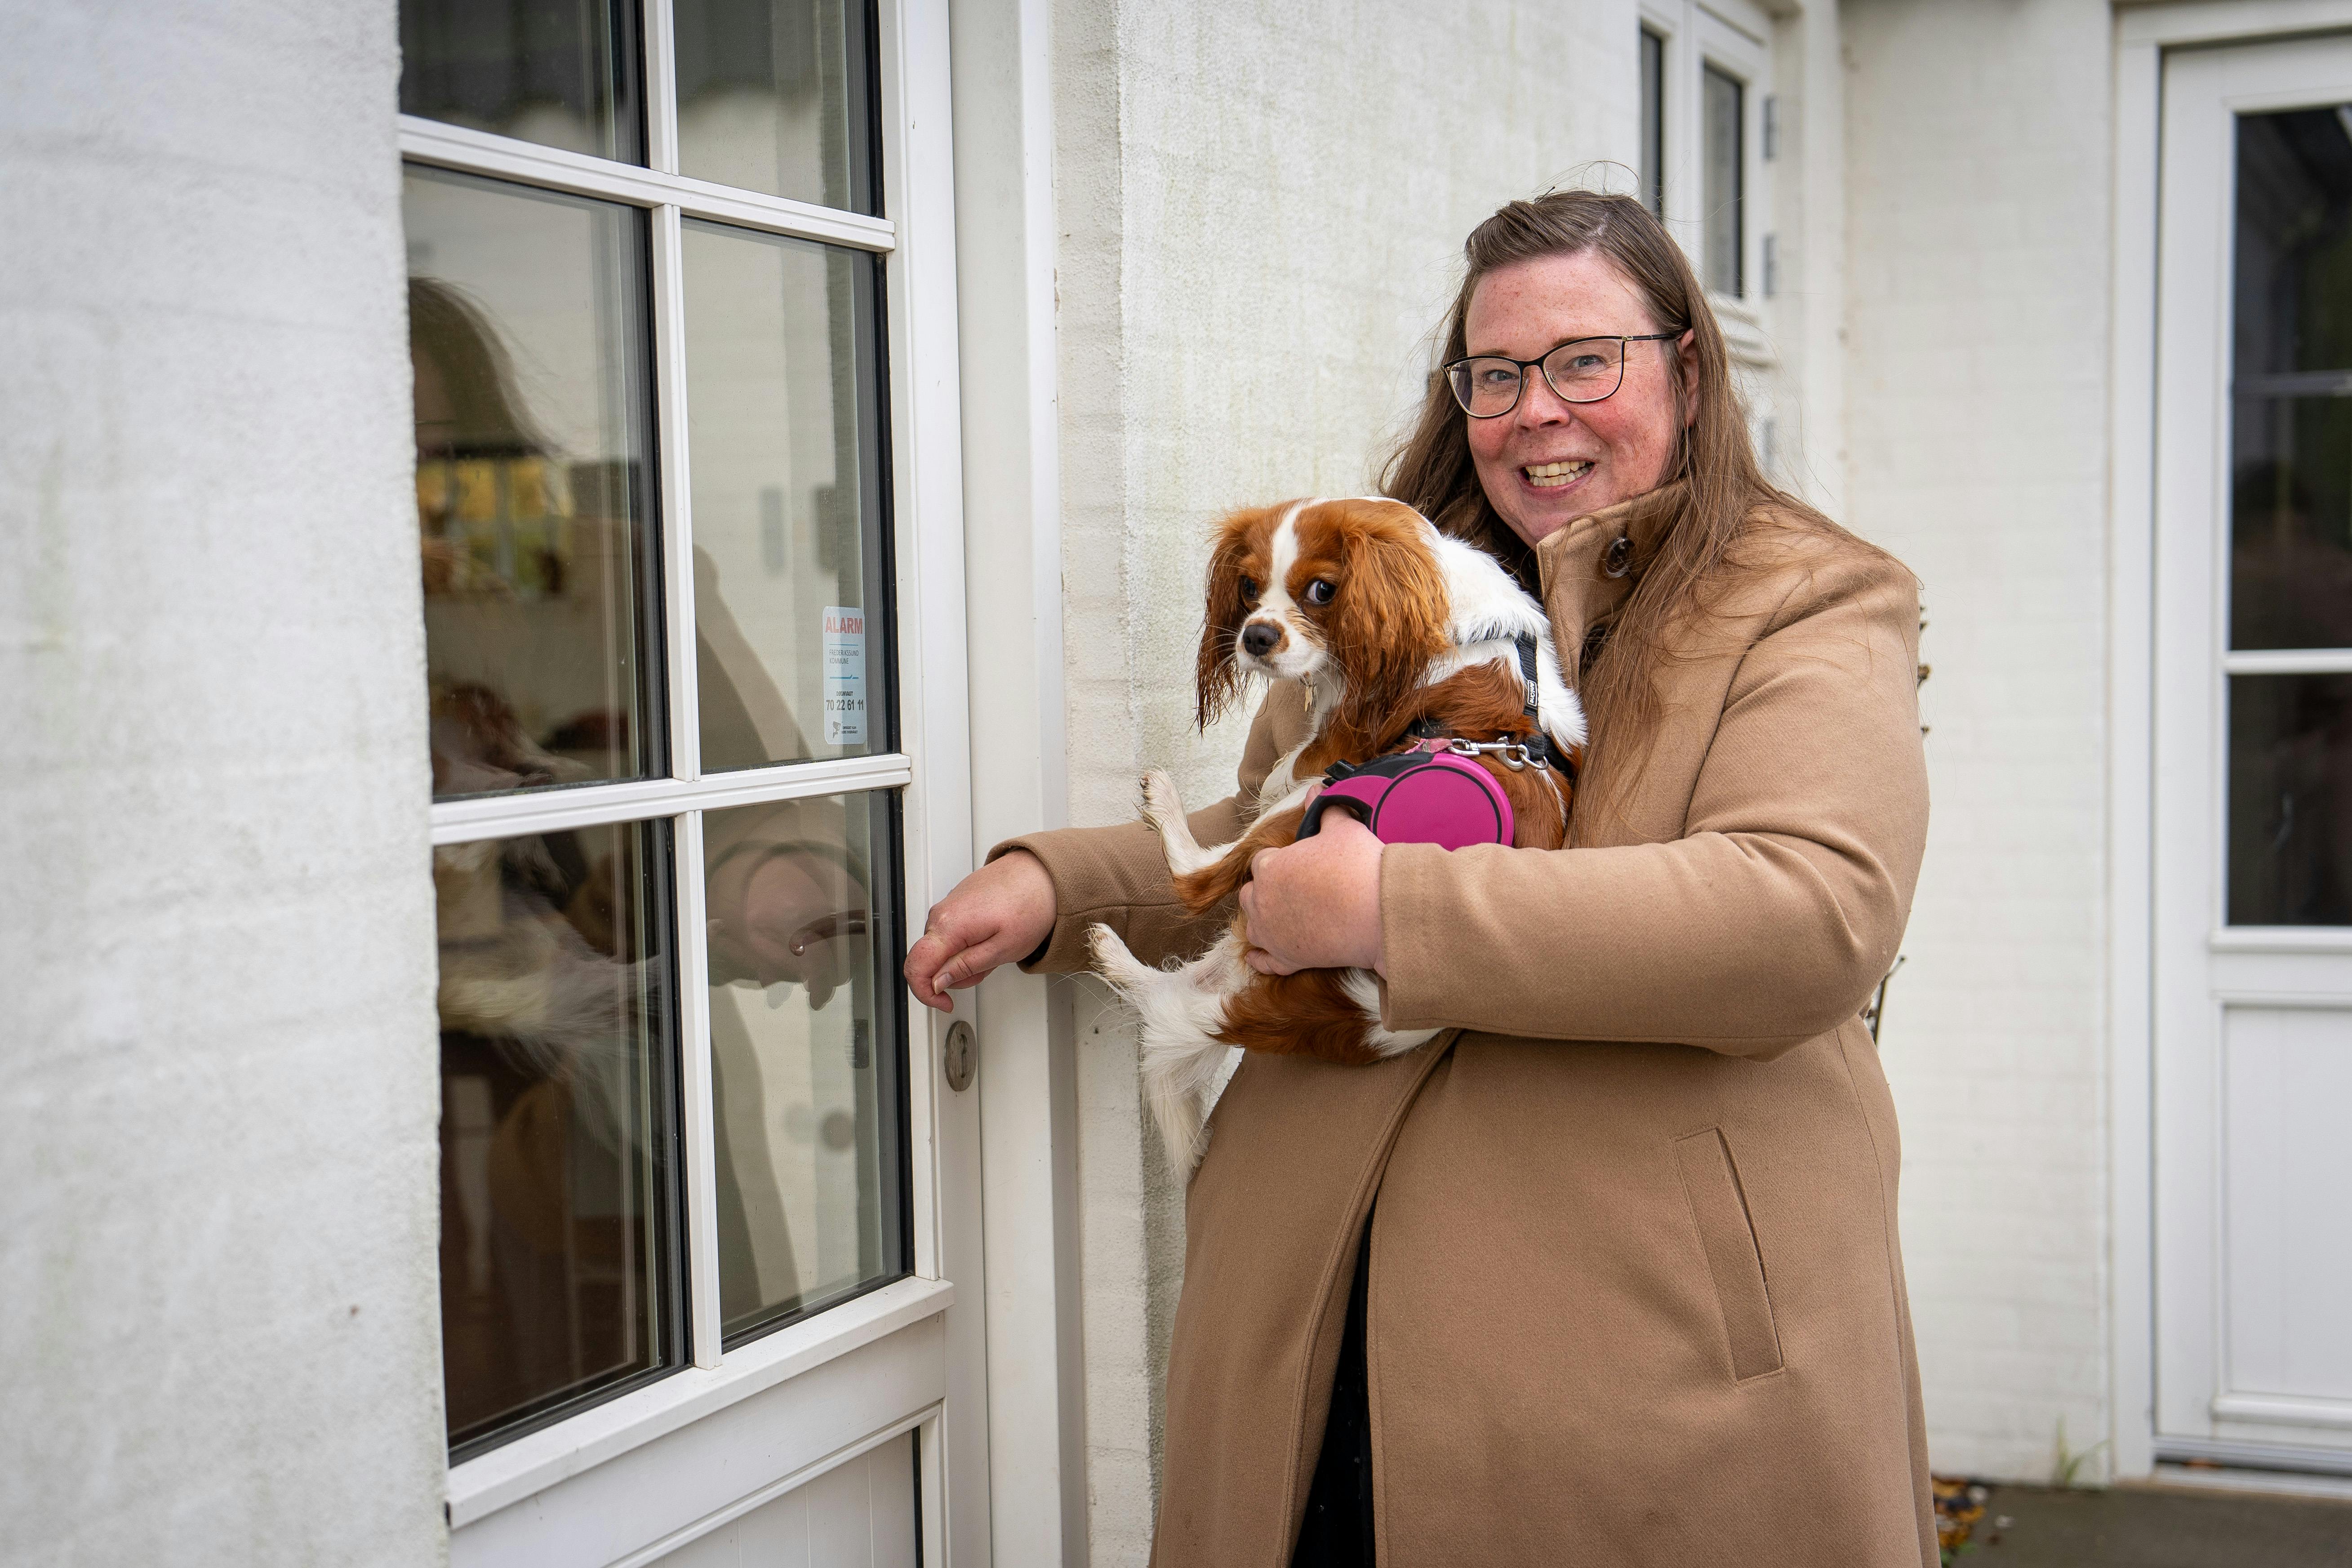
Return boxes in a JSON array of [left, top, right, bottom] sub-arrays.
[[1253, 549, 1928, 1060]]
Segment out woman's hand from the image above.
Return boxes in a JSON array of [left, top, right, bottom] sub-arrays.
[[1239, 814, 1386, 975], [903, 850, 1057, 1013]]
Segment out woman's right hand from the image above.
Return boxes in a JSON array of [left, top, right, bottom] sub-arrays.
[[903, 849, 1057, 1013]]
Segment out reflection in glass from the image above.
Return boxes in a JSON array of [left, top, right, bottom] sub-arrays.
[[674, 0, 877, 213], [1702, 63, 1743, 297], [2230, 675, 2352, 926], [683, 221, 887, 770], [702, 792, 906, 1342], [405, 167, 662, 798], [436, 820, 680, 1453], [2231, 108, 2352, 651], [399, 0, 644, 164]]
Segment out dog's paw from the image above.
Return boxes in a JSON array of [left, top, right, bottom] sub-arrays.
[[1086, 922, 1150, 988], [1138, 768, 1183, 832]]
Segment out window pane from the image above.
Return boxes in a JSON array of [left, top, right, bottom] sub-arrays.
[[1703, 64, 1744, 296], [405, 167, 663, 798], [2230, 108, 2352, 652], [2229, 675, 2352, 926], [400, 0, 645, 164], [1640, 30, 1665, 218], [703, 792, 908, 1342], [437, 819, 682, 1455], [683, 221, 889, 770], [674, 0, 879, 214]]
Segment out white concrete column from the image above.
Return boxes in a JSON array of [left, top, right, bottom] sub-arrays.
[[0, 2, 446, 1562]]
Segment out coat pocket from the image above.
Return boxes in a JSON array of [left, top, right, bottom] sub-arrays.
[[1673, 1128, 1784, 1381]]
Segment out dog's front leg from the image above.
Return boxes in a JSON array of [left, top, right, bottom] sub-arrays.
[[1138, 769, 1230, 878]]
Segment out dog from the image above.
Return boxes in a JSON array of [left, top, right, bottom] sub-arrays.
[[1087, 497, 1584, 1175]]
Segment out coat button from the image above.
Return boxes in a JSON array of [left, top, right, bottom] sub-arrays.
[[1603, 535, 1634, 578]]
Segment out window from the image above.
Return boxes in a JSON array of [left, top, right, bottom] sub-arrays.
[[1702, 62, 1744, 297], [1640, 28, 1666, 218], [402, 0, 912, 1462]]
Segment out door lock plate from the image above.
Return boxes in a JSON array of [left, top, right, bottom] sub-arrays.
[[943, 1020, 976, 1093]]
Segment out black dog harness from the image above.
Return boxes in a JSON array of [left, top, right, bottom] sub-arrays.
[[1401, 630, 1570, 778]]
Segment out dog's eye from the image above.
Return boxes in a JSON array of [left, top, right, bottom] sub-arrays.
[[1239, 576, 1258, 603], [1304, 579, 1336, 606]]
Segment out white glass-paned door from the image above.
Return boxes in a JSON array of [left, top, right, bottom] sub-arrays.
[[2154, 32, 2352, 1470]]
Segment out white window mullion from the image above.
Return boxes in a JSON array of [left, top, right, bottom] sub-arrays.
[[645, 0, 680, 176], [672, 807, 725, 1369], [651, 200, 702, 783], [396, 118, 894, 253]]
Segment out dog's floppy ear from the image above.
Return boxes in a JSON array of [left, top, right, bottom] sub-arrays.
[[1329, 502, 1450, 733], [1196, 508, 1265, 730]]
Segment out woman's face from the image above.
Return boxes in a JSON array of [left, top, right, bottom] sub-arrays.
[[1462, 250, 1697, 548]]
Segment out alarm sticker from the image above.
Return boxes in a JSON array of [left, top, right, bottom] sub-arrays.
[[823, 605, 867, 746]]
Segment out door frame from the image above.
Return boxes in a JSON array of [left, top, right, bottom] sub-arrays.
[[2110, 0, 2352, 1486]]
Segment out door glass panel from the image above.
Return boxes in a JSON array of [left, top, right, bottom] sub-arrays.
[[683, 220, 887, 770], [436, 819, 681, 1455], [2231, 107, 2352, 652], [2228, 673, 2352, 925], [406, 167, 663, 798], [399, 0, 645, 164], [1702, 63, 1743, 297], [673, 0, 878, 214], [702, 792, 907, 1342]]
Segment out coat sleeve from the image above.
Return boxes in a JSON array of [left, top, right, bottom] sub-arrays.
[[987, 690, 1288, 973], [1377, 552, 1928, 1057]]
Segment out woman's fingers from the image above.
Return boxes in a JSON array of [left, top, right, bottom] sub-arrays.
[[904, 926, 970, 1013]]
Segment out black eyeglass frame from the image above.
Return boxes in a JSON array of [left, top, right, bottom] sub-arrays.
[[1444, 332, 1685, 418]]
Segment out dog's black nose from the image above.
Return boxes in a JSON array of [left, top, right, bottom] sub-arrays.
[[1240, 622, 1281, 658]]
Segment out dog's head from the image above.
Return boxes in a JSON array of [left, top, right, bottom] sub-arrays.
[[1195, 497, 1453, 732]]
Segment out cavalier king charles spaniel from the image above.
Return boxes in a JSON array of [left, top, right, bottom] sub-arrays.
[[1088, 497, 1586, 1174]]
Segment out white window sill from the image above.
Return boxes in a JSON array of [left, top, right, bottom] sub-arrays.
[[445, 1273, 954, 1528]]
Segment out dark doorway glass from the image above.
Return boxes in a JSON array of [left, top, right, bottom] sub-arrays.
[[405, 167, 665, 799], [1640, 30, 1665, 219], [436, 818, 682, 1456], [2230, 107, 2352, 653], [673, 0, 879, 214], [400, 0, 645, 164]]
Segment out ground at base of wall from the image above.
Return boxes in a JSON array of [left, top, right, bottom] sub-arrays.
[[1939, 1479, 2352, 1566]]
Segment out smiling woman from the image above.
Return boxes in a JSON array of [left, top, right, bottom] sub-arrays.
[[909, 187, 1934, 1568]]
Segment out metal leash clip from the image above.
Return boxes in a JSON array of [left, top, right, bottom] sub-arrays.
[[1443, 737, 1534, 771]]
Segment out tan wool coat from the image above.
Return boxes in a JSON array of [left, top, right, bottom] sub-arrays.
[[996, 485, 1936, 1568]]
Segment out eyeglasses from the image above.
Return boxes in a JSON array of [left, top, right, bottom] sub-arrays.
[[1444, 333, 1683, 418]]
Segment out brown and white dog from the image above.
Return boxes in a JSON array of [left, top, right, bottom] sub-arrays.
[[1088, 497, 1585, 1173]]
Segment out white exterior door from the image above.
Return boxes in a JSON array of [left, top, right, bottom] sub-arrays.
[[398, 1, 995, 1559], [2153, 32, 2352, 1472]]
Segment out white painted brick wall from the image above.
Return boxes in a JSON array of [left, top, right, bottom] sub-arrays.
[[0, 3, 446, 1560], [1841, 0, 2115, 1485], [1052, 2, 1640, 1556]]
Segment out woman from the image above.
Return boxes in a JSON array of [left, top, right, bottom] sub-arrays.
[[906, 190, 1934, 1568]]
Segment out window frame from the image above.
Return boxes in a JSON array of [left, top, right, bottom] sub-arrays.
[[406, 0, 975, 1553]]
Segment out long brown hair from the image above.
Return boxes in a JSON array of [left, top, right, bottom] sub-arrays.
[[1381, 189, 1855, 794]]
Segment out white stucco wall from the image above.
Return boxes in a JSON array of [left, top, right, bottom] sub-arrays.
[[0, 3, 446, 1562], [1841, 0, 2116, 1484], [1050, 2, 1643, 1556]]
